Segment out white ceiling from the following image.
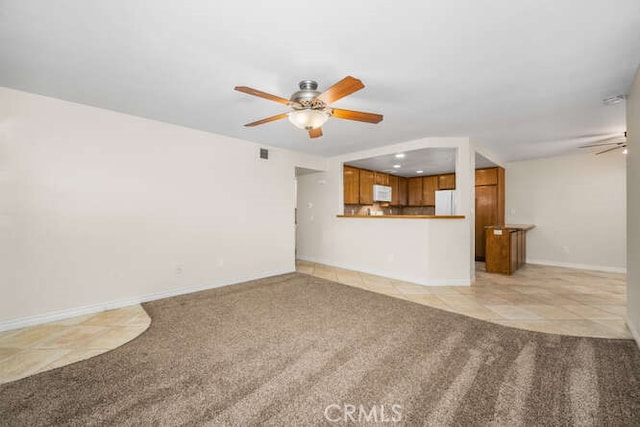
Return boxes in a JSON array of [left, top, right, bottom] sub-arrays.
[[345, 149, 496, 177], [347, 148, 457, 177], [1, 1, 638, 161]]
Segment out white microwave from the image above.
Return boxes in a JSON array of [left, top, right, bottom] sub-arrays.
[[373, 185, 392, 202]]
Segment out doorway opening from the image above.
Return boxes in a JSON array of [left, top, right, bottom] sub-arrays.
[[294, 166, 324, 260]]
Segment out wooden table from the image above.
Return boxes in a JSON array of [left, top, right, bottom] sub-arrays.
[[484, 224, 535, 275]]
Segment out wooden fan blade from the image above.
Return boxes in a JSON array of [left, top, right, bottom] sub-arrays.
[[596, 145, 624, 155], [316, 76, 364, 104], [331, 108, 383, 124], [234, 86, 290, 105], [244, 113, 288, 127], [579, 141, 625, 148], [308, 127, 323, 138], [578, 135, 626, 148]]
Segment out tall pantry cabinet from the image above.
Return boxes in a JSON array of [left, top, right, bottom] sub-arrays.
[[475, 167, 505, 260]]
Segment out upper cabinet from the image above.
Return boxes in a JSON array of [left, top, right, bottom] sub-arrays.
[[438, 173, 456, 190], [408, 177, 423, 206], [343, 166, 360, 204], [389, 175, 408, 206], [422, 175, 438, 206], [397, 176, 408, 206], [343, 165, 455, 208], [374, 172, 390, 186], [359, 169, 374, 205], [389, 175, 398, 205], [408, 175, 439, 206], [475, 168, 498, 186]]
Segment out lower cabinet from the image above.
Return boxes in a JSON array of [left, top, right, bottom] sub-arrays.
[[485, 227, 530, 275]]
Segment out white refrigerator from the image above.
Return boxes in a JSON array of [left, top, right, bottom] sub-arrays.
[[435, 190, 456, 215]]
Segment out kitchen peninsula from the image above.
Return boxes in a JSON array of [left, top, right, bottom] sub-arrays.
[[485, 224, 536, 275], [296, 141, 477, 287]]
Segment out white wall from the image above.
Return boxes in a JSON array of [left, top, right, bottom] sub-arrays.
[[0, 88, 325, 328], [627, 66, 640, 344], [296, 138, 474, 286], [506, 152, 626, 272]]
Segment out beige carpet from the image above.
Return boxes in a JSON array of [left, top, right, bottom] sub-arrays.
[[1, 273, 639, 425]]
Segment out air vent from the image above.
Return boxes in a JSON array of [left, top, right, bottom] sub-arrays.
[[260, 148, 268, 159]]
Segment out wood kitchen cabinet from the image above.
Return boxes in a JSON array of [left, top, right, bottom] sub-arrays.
[[408, 177, 423, 206], [359, 169, 374, 205], [475, 185, 498, 259], [374, 172, 390, 186], [382, 174, 409, 207], [389, 175, 398, 205], [388, 175, 408, 206], [397, 176, 408, 206], [485, 225, 534, 274], [475, 167, 505, 260], [343, 166, 360, 204], [475, 168, 498, 186], [422, 175, 438, 206], [438, 173, 456, 190]]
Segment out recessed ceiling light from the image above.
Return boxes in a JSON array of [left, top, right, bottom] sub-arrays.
[[395, 153, 405, 158], [416, 170, 423, 174], [393, 164, 401, 168]]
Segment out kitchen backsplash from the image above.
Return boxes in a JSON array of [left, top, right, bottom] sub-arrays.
[[344, 204, 435, 216], [401, 206, 436, 215]]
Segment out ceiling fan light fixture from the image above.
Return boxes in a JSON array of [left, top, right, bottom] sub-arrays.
[[235, 76, 382, 138], [287, 109, 329, 130]]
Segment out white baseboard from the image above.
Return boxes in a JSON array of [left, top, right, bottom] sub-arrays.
[[296, 255, 471, 286], [627, 318, 640, 350], [527, 259, 627, 274], [0, 268, 294, 333]]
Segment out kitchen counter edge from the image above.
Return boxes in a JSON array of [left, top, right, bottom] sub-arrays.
[[484, 224, 536, 231], [336, 214, 466, 219]]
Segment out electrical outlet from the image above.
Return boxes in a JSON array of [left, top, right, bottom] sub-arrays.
[[175, 264, 183, 276], [216, 257, 224, 267]]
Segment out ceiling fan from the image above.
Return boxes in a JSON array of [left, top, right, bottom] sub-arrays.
[[234, 76, 383, 139], [578, 132, 627, 155]]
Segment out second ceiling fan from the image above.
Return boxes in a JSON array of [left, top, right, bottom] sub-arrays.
[[578, 132, 627, 155], [234, 76, 383, 138]]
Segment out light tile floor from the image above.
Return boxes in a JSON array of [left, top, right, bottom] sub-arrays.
[[296, 260, 631, 339], [0, 305, 150, 385], [0, 263, 629, 385]]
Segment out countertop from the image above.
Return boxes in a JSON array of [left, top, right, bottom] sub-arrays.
[[336, 215, 466, 219], [484, 224, 536, 231]]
